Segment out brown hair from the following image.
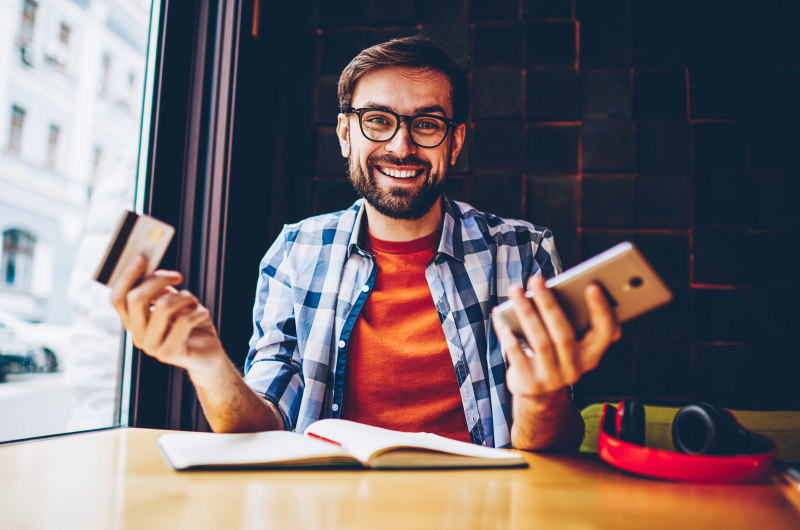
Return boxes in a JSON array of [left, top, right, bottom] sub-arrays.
[[338, 37, 470, 123]]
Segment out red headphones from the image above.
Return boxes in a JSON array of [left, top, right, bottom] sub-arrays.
[[597, 400, 777, 483]]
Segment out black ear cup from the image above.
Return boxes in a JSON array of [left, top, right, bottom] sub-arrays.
[[618, 399, 646, 445], [672, 402, 748, 455]]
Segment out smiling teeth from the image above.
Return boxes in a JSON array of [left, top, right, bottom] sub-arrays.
[[382, 168, 419, 178]]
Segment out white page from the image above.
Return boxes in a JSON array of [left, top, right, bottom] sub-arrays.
[[158, 430, 351, 470], [304, 419, 524, 464]]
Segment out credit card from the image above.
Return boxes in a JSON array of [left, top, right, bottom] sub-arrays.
[[93, 210, 175, 286]]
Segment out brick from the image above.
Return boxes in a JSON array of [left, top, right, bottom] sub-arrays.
[[636, 343, 692, 399], [755, 287, 799, 343], [581, 174, 635, 227], [581, 228, 634, 260], [630, 5, 688, 65], [473, 67, 523, 118], [368, 0, 414, 24], [635, 120, 690, 173], [551, 227, 578, 269], [749, 67, 800, 120], [633, 68, 687, 119], [749, 119, 798, 172], [635, 231, 690, 284], [474, 122, 525, 171], [636, 286, 693, 342], [419, 0, 467, 23], [695, 344, 754, 407], [314, 179, 360, 214], [580, 70, 630, 118], [693, 288, 753, 342], [422, 23, 470, 57], [692, 122, 747, 172], [527, 124, 580, 175], [573, 341, 635, 405], [754, 171, 800, 229], [693, 228, 750, 285], [694, 171, 750, 229], [470, 0, 518, 20], [287, 179, 313, 224], [318, 0, 367, 27], [523, 0, 572, 19], [316, 127, 347, 177], [526, 175, 578, 227], [583, 117, 636, 171], [689, 67, 748, 119], [527, 21, 576, 68], [575, 0, 627, 19], [469, 172, 523, 219], [580, 18, 631, 67], [527, 69, 579, 120], [636, 174, 691, 228], [750, 232, 799, 286], [443, 177, 469, 203], [748, 15, 800, 66], [320, 30, 369, 75], [315, 75, 340, 125], [474, 23, 524, 67], [688, 13, 747, 65]]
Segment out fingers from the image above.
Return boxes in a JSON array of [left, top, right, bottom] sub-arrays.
[[160, 306, 211, 361], [125, 270, 183, 345], [509, 284, 559, 376], [492, 308, 536, 384], [109, 255, 147, 325], [528, 275, 579, 382], [141, 290, 198, 353], [578, 283, 620, 371]]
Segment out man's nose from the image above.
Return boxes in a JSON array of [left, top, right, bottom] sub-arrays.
[[384, 122, 418, 158]]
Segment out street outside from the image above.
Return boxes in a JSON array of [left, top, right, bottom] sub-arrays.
[[0, 372, 76, 442]]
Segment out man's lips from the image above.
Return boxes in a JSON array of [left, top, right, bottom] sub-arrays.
[[375, 165, 424, 179]]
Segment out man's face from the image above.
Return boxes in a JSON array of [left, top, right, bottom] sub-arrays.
[[336, 67, 466, 221]]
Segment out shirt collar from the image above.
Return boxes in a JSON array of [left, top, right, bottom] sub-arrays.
[[347, 195, 464, 262]]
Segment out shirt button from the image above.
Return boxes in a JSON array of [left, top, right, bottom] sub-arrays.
[[332, 404, 339, 412], [338, 340, 346, 349], [362, 285, 370, 292]]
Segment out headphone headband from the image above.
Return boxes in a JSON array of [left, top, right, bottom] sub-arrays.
[[598, 403, 777, 484]]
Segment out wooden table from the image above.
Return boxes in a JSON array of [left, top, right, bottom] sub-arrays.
[[1, 428, 798, 530]]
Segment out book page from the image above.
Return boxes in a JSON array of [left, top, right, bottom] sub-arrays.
[[158, 430, 355, 470], [304, 419, 524, 464]]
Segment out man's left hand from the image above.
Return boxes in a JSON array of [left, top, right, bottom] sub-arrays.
[[492, 275, 622, 399]]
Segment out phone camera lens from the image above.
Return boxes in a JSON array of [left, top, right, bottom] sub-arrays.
[[629, 276, 644, 289]]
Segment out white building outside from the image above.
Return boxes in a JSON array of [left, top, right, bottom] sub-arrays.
[[0, 0, 152, 440]]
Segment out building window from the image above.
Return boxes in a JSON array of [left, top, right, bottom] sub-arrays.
[[98, 54, 112, 97], [45, 124, 60, 170], [88, 146, 102, 199], [9, 106, 25, 154], [19, 0, 37, 46], [46, 22, 71, 67], [59, 23, 70, 46], [2, 230, 36, 292]]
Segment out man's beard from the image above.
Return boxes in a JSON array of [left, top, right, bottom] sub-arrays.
[[348, 148, 449, 221]]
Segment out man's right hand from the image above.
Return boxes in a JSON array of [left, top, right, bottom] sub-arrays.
[[109, 255, 226, 377]]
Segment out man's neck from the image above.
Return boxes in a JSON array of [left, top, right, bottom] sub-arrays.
[[363, 195, 444, 242]]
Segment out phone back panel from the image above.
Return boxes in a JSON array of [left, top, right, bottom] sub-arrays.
[[548, 245, 673, 335]]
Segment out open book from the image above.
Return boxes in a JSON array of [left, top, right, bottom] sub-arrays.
[[157, 419, 526, 470]]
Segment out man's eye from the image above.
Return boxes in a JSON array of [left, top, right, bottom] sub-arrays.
[[367, 117, 390, 125], [415, 121, 440, 130]]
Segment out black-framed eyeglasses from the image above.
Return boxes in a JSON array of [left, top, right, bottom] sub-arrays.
[[346, 107, 458, 148]]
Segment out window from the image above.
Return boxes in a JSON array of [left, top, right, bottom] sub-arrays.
[[98, 54, 111, 97], [8, 106, 25, 154], [0, 0, 157, 443], [19, 0, 37, 46], [1, 230, 35, 292], [45, 125, 60, 170]]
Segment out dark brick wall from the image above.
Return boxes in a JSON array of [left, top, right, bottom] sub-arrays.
[[282, 0, 799, 410]]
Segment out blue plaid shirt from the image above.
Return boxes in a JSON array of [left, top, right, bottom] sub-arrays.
[[244, 198, 561, 448]]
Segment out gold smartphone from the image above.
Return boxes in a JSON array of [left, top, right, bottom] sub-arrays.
[[497, 242, 673, 337]]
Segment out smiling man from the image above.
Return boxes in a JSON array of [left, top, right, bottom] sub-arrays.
[[110, 38, 620, 450]]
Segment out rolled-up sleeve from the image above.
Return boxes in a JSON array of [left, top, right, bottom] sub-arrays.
[[243, 228, 304, 431]]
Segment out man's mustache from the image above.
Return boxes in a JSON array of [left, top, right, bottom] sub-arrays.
[[367, 154, 432, 170]]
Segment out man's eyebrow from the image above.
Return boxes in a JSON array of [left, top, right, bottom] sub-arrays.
[[360, 102, 448, 117]]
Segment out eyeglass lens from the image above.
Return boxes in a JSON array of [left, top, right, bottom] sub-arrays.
[[360, 110, 447, 147]]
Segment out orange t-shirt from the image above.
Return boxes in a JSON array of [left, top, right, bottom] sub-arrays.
[[340, 229, 471, 443]]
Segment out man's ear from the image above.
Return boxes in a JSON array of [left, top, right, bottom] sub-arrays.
[[337, 113, 350, 157], [449, 123, 466, 166]]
